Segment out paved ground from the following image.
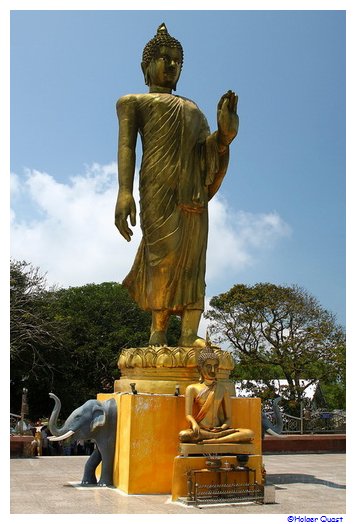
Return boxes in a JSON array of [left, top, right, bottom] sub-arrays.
[[10, 454, 346, 515]]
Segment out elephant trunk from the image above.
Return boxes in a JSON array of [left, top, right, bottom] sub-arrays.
[[270, 397, 284, 434], [48, 392, 75, 441], [262, 397, 284, 437]]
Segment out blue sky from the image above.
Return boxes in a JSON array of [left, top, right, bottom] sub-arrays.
[[9, 8, 346, 327]]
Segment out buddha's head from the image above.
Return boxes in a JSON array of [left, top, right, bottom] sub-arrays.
[[197, 345, 219, 384], [141, 23, 183, 92]]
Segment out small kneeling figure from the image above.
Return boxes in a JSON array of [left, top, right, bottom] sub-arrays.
[[179, 345, 254, 444]]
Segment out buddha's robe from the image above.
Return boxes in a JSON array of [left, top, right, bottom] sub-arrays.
[[118, 93, 221, 312], [179, 382, 237, 442], [193, 382, 227, 429]]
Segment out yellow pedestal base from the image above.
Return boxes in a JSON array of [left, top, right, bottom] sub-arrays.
[[97, 393, 262, 494], [171, 454, 263, 501]]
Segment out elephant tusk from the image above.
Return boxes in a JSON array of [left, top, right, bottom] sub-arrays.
[[48, 430, 75, 441], [266, 428, 285, 438]]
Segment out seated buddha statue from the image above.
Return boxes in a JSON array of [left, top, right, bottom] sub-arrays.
[[179, 343, 254, 444]]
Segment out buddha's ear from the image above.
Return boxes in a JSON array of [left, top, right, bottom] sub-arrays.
[[172, 75, 180, 92], [141, 62, 150, 86]]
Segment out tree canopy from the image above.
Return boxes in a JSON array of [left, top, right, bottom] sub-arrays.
[[11, 260, 62, 372], [206, 283, 345, 411], [10, 260, 180, 419], [10, 260, 66, 416]]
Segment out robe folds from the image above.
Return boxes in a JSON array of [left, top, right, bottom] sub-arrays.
[[119, 93, 220, 312]]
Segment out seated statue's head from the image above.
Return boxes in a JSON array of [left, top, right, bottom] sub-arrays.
[[197, 343, 220, 384], [141, 23, 184, 92]]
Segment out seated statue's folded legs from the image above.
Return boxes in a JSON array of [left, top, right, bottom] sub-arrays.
[[201, 428, 254, 444], [179, 427, 254, 444], [179, 428, 201, 443]]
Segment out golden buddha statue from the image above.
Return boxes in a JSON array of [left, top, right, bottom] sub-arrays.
[[115, 23, 238, 347], [179, 344, 254, 444]]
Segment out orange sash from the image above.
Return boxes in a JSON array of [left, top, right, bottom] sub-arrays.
[[194, 383, 216, 424]]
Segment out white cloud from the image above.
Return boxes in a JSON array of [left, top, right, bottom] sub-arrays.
[[10, 163, 291, 292], [10, 164, 141, 287], [10, 172, 21, 197], [207, 196, 291, 282]]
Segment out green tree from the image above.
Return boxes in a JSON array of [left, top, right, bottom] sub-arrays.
[[50, 283, 151, 403], [206, 283, 345, 413], [10, 260, 67, 417], [47, 282, 180, 416], [10, 260, 181, 419]]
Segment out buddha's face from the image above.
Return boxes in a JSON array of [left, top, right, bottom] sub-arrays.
[[144, 45, 182, 91], [200, 358, 219, 382]]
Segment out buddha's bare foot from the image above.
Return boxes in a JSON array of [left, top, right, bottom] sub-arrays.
[[149, 330, 167, 346], [178, 335, 206, 347]]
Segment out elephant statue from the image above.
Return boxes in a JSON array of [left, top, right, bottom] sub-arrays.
[[48, 392, 117, 486], [262, 397, 284, 438]]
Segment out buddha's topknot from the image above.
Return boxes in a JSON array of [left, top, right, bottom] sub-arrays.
[[197, 332, 219, 369], [142, 23, 184, 67], [197, 347, 219, 369]]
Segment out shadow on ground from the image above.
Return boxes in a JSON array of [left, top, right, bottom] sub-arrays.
[[267, 473, 345, 490]]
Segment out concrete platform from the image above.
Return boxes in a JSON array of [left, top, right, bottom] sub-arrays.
[[9, 454, 346, 515]]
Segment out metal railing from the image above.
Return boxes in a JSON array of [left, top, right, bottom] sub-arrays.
[[277, 411, 346, 435]]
